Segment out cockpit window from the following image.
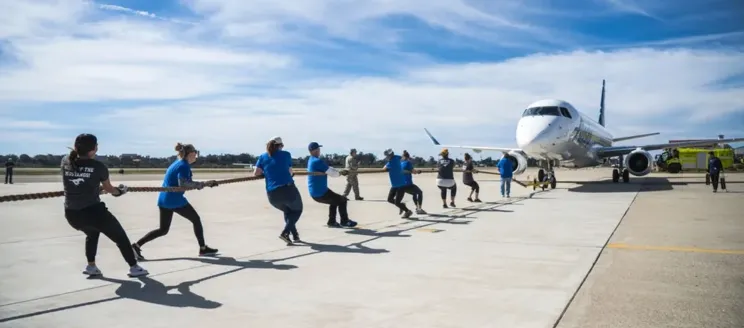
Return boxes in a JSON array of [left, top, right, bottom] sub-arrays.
[[522, 106, 561, 117], [560, 107, 572, 118]]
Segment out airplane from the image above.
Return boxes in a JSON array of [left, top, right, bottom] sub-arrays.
[[424, 80, 744, 189]]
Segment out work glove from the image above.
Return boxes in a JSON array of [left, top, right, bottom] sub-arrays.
[[113, 184, 128, 197], [340, 170, 349, 176], [205, 180, 219, 188], [195, 182, 205, 190]]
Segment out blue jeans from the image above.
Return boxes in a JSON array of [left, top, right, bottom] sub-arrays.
[[500, 177, 512, 196], [267, 184, 303, 236]]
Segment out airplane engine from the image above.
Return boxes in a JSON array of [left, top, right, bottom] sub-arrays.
[[624, 149, 653, 176], [505, 151, 528, 175]]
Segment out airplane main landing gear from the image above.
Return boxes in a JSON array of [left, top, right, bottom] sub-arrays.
[[612, 155, 630, 183]]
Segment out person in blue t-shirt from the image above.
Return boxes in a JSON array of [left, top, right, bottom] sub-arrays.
[[132, 143, 219, 260], [497, 152, 514, 198], [382, 149, 413, 218], [400, 150, 426, 214], [254, 136, 304, 245], [307, 142, 358, 228]]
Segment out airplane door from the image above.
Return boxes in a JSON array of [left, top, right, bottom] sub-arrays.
[[696, 152, 707, 169]]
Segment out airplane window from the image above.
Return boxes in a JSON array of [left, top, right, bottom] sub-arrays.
[[522, 107, 561, 117], [536, 106, 560, 116], [560, 107, 572, 118]]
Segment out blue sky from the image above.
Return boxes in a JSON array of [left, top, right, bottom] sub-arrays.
[[0, 0, 743, 158]]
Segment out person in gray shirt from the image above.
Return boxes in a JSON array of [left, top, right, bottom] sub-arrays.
[[436, 148, 457, 208], [462, 153, 481, 202], [61, 133, 148, 278]]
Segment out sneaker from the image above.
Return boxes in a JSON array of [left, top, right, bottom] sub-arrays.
[[327, 221, 342, 228], [199, 246, 219, 256], [279, 233, 292, 245], [467, 197, 473, 202], [449, 201, 456, 207], [473, 198, 482, 202], [402, 210, 413, 218], [131, 243, 145, 261], [355, 197, 364, 200], [507, 195, 510, 198], [82, 265, 102, 276], [292, 234, 301, 242], [415, 208, 427, 215], [442, 204, 448, 208], [127, 264, 149, 277], [340, 220, 358, 228]]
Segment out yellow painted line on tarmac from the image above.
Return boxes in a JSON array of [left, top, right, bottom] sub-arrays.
[[607, 243, 744, 255]]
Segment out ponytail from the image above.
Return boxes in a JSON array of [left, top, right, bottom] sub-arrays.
[[68, 149, 79, 170], [175, 142, 185, 158]]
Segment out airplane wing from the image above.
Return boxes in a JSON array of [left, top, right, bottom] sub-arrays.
[[424, 128, 522, 154], [612, 132, 660, 142], [596, 137, 744, 158]]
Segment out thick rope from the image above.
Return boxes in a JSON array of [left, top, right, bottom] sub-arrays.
[[465, 170, 533, 188], [0, 168, 421, 203]]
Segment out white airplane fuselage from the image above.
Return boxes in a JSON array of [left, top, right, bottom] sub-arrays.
[[515, 99, 613, 168]]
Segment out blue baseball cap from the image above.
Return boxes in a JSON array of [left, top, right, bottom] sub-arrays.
[[308, 142, 322, 151]]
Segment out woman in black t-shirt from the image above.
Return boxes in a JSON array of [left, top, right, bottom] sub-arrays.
[[61, 133, 148, 278], [462, 153, 481, 202]]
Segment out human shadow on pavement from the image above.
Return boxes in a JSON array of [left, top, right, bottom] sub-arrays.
[[345, 228, 413, 238], [145, 256, 298, 271], [402, 216, 471, 224], [93, 275, 222, 309], [465, 208, 514, 213], [0, 266, 253, 323], [297, 241, 390, 254]]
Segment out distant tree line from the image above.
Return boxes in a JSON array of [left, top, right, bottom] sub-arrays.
[[0, 151, 508, 169]]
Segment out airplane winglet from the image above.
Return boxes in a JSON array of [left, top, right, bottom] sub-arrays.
[[424, 128, 441, 145]]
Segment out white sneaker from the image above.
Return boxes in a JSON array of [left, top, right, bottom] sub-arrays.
[[415, 208, 427, 214], [127, 264, 149, 277], [82, 265, 102, 276]]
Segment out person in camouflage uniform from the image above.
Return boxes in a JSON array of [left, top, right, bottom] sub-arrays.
[[343, 148, 364, 200]]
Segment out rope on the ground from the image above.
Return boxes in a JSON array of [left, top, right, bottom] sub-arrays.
[[0, 169, 432, 203]]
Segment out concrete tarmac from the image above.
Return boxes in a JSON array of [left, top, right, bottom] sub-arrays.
[[0, 168, 742, 328]]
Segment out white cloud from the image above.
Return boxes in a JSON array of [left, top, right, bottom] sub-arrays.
[[1, 0, 743, 157]]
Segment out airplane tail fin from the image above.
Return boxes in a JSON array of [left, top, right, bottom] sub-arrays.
[[424, 128, 441, 145], [598, 79, 606, 127]]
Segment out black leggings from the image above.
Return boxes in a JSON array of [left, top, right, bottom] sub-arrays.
[[387, 186, 412, 212], [403, 184, 423, 207], [64, 202, 137, 266], [136, 203, 205, 247], [312, 189, 349, 223], [464, 181, 479, 193], [439, 184, 457, 199]]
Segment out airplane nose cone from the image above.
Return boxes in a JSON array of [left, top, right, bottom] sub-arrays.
[[516, 117, 557, 150]]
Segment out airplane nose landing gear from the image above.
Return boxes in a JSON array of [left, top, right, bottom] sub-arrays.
[[537, 160, 557, 190]]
